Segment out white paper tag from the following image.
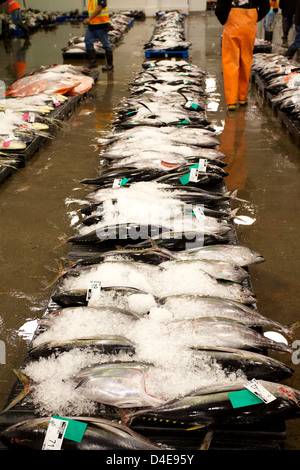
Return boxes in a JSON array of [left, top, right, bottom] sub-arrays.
[[28, 112, 36, 123], [198, 158, 208, 172], [113, 178, 122, 188], [245, 379, 277, 404], [42, 417, 68, 450], [189, 167, 199, 182], [86, 280, 102, 304], [193, 205, 205, 220], [52, 96, 61, 106]]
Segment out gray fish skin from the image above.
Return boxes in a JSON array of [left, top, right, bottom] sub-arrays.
[[191, 348, 294, 381], [28, 336, 135, 358], [160, 295, 293, 337], [160, 259, 249, 283], [0, 417, 162, 450], [42, 306, 143, 322], [73, 361, 164, 408], [166, 318, 293, 354], [175, 244, 265, 266], [125, 381, 300, 428]]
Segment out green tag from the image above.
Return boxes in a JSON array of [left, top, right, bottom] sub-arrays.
[[177, 119, 190, 128], [179, 163, 199, 185], [121, 177, 130, 186], [228, 390, 264, 409], [190, 103, 198, 110], [54, 416, 87, 443], [179, 173, 190, 185]]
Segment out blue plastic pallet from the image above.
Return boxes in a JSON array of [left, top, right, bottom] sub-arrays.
[[145, 49, 189, 59]]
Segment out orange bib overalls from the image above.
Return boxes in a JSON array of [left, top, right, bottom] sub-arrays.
[[222, 7, 258, 105]]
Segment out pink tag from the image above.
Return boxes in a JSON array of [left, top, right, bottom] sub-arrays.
[[3, 140, 11, 147], [23, 112, 29, 120]]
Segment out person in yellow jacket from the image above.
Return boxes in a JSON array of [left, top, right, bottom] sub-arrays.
[[83, 0, 113, 71], [4, 0, 30, 38], [215, 0, 270, 111]]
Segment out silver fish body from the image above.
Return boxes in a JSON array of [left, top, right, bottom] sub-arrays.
[[166, 318, 293, 353], [74, 361, 164, 408], [126, 381, 300, 428], [0, 417, 162, 450], [160, 295, 292, 337]]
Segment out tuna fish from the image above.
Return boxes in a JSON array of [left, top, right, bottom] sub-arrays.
[[175, 244, 265, 266], [159, 295, 297, 339], [28, 335, 135, 358], [191, 347, 294, 382], [73, 361, 165, 408], [0, 416, 163, 450], [159, 259, 249, 283], [124, 381, 300, 429], [52, 286, 156, 310], [165, 318, 293, 353]]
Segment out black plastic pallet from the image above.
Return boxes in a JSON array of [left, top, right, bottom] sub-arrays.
[[145, 49, 189, 59]]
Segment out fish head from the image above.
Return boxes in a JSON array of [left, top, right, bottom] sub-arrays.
[[250, 249, 266, 265], [261, 381, 300, 411]]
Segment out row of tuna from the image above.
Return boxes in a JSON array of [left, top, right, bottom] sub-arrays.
[[62, 11, 138, 56], [144, 10, 191, 52], [252, 52, 300, 120], [1, 19, 300, 452]]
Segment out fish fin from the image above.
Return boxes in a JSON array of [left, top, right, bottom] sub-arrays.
[[117, 408, 133, 426], [198, 430, 214, 450], [287, 322, 300, 338], [43, 258, 68, 290], [54, 236, 68, 248], [1, 369, 33, 414], [228, 189, 249, 203], [74, 377, 89, 390], [149, 237, 159, 250], [148, 237, 176, 260], [230, 207, 239, 218], [185, 424, 207, 431]]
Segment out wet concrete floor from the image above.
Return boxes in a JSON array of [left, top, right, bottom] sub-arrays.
[[0, 12, 299, 449]]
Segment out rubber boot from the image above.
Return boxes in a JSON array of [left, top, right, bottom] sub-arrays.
[[20, 24, 30, 39], [102, 50, 114, 71], [86, 49, 98, 69], [284, 46, 298, 59]]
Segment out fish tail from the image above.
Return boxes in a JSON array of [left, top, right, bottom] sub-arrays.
[[227, 189, 249, 203], [1, 369, 32, 414], [44, 258, 76, 290], [230, 207, 239, 218], [198, 430, 214, 450], [286, 322, 300, 338], [117, 408, 131, 424], [54, 236, 68, 249], [149, 237, 176, 259]]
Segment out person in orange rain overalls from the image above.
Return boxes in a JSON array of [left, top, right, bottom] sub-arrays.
[[215, 0, 270, 111], [4, 0, 30, 38]]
